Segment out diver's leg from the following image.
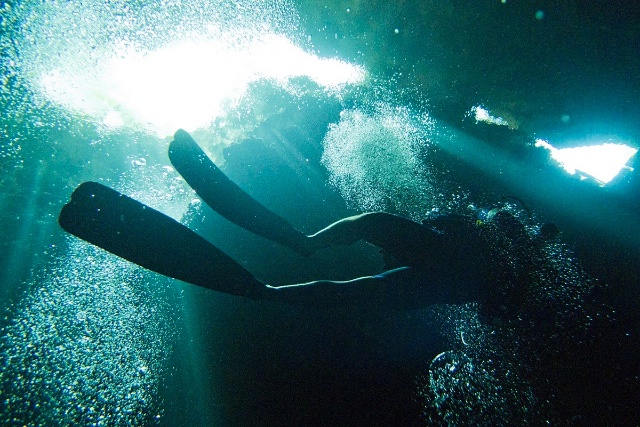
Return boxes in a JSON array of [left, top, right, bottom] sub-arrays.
[[259, 267, 415, 309], [261, 264, 481, 309], [169, 129, 312, 255], [168, 130, 440, 259], [303, 213, 368, 249], [59, 185, 440, 309], [307, 212, 442, 262], [59, 182, 265, 298]]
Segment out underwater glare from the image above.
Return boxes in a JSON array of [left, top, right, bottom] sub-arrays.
[[39, 34, 365, 137], [535, 139, 637, 184], [8, 0, 364, 137]]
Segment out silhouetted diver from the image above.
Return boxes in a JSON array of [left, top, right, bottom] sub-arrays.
[[59, 130, 554, 310]]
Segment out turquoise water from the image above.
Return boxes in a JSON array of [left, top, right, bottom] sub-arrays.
[[1, 1, 639, 425]]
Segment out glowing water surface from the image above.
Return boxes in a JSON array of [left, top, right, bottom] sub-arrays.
[[6, 0, 364, 137], [471, 106, 637, 185], [535, 139, 637, 185], [40, 33, 365, 136]]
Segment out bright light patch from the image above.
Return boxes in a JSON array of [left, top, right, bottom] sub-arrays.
[[470, 106, 509, 126], [102, 110, 124, 128], [38, 33, 365, 136], [535, 139, 637, 184]]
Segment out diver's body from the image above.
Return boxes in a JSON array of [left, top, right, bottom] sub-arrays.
[[59, 129, 550, 310], [256, 211, 495, 309]]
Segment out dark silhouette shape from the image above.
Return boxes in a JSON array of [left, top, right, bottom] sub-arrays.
[[59, 130, 552, 310]]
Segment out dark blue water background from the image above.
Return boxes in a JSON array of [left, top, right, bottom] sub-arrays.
[[1, 1, 639, 426]]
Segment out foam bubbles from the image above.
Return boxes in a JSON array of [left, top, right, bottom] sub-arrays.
[[416, 230, 597, 424], [417, 305, 535, 425], [0, 240, 173, 426], [321, 103, 435, 219], [0, 161, 193, 425]]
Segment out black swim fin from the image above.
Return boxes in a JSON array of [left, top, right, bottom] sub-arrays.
[[58, 181, 263, 298], [168, 129, 310, 255]]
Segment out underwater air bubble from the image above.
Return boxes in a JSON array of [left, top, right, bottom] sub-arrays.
[[321, 103, 436, 219]]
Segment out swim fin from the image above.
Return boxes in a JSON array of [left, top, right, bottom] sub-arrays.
[[168, 129, 310, 255], [58, 181, 263, 298]]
